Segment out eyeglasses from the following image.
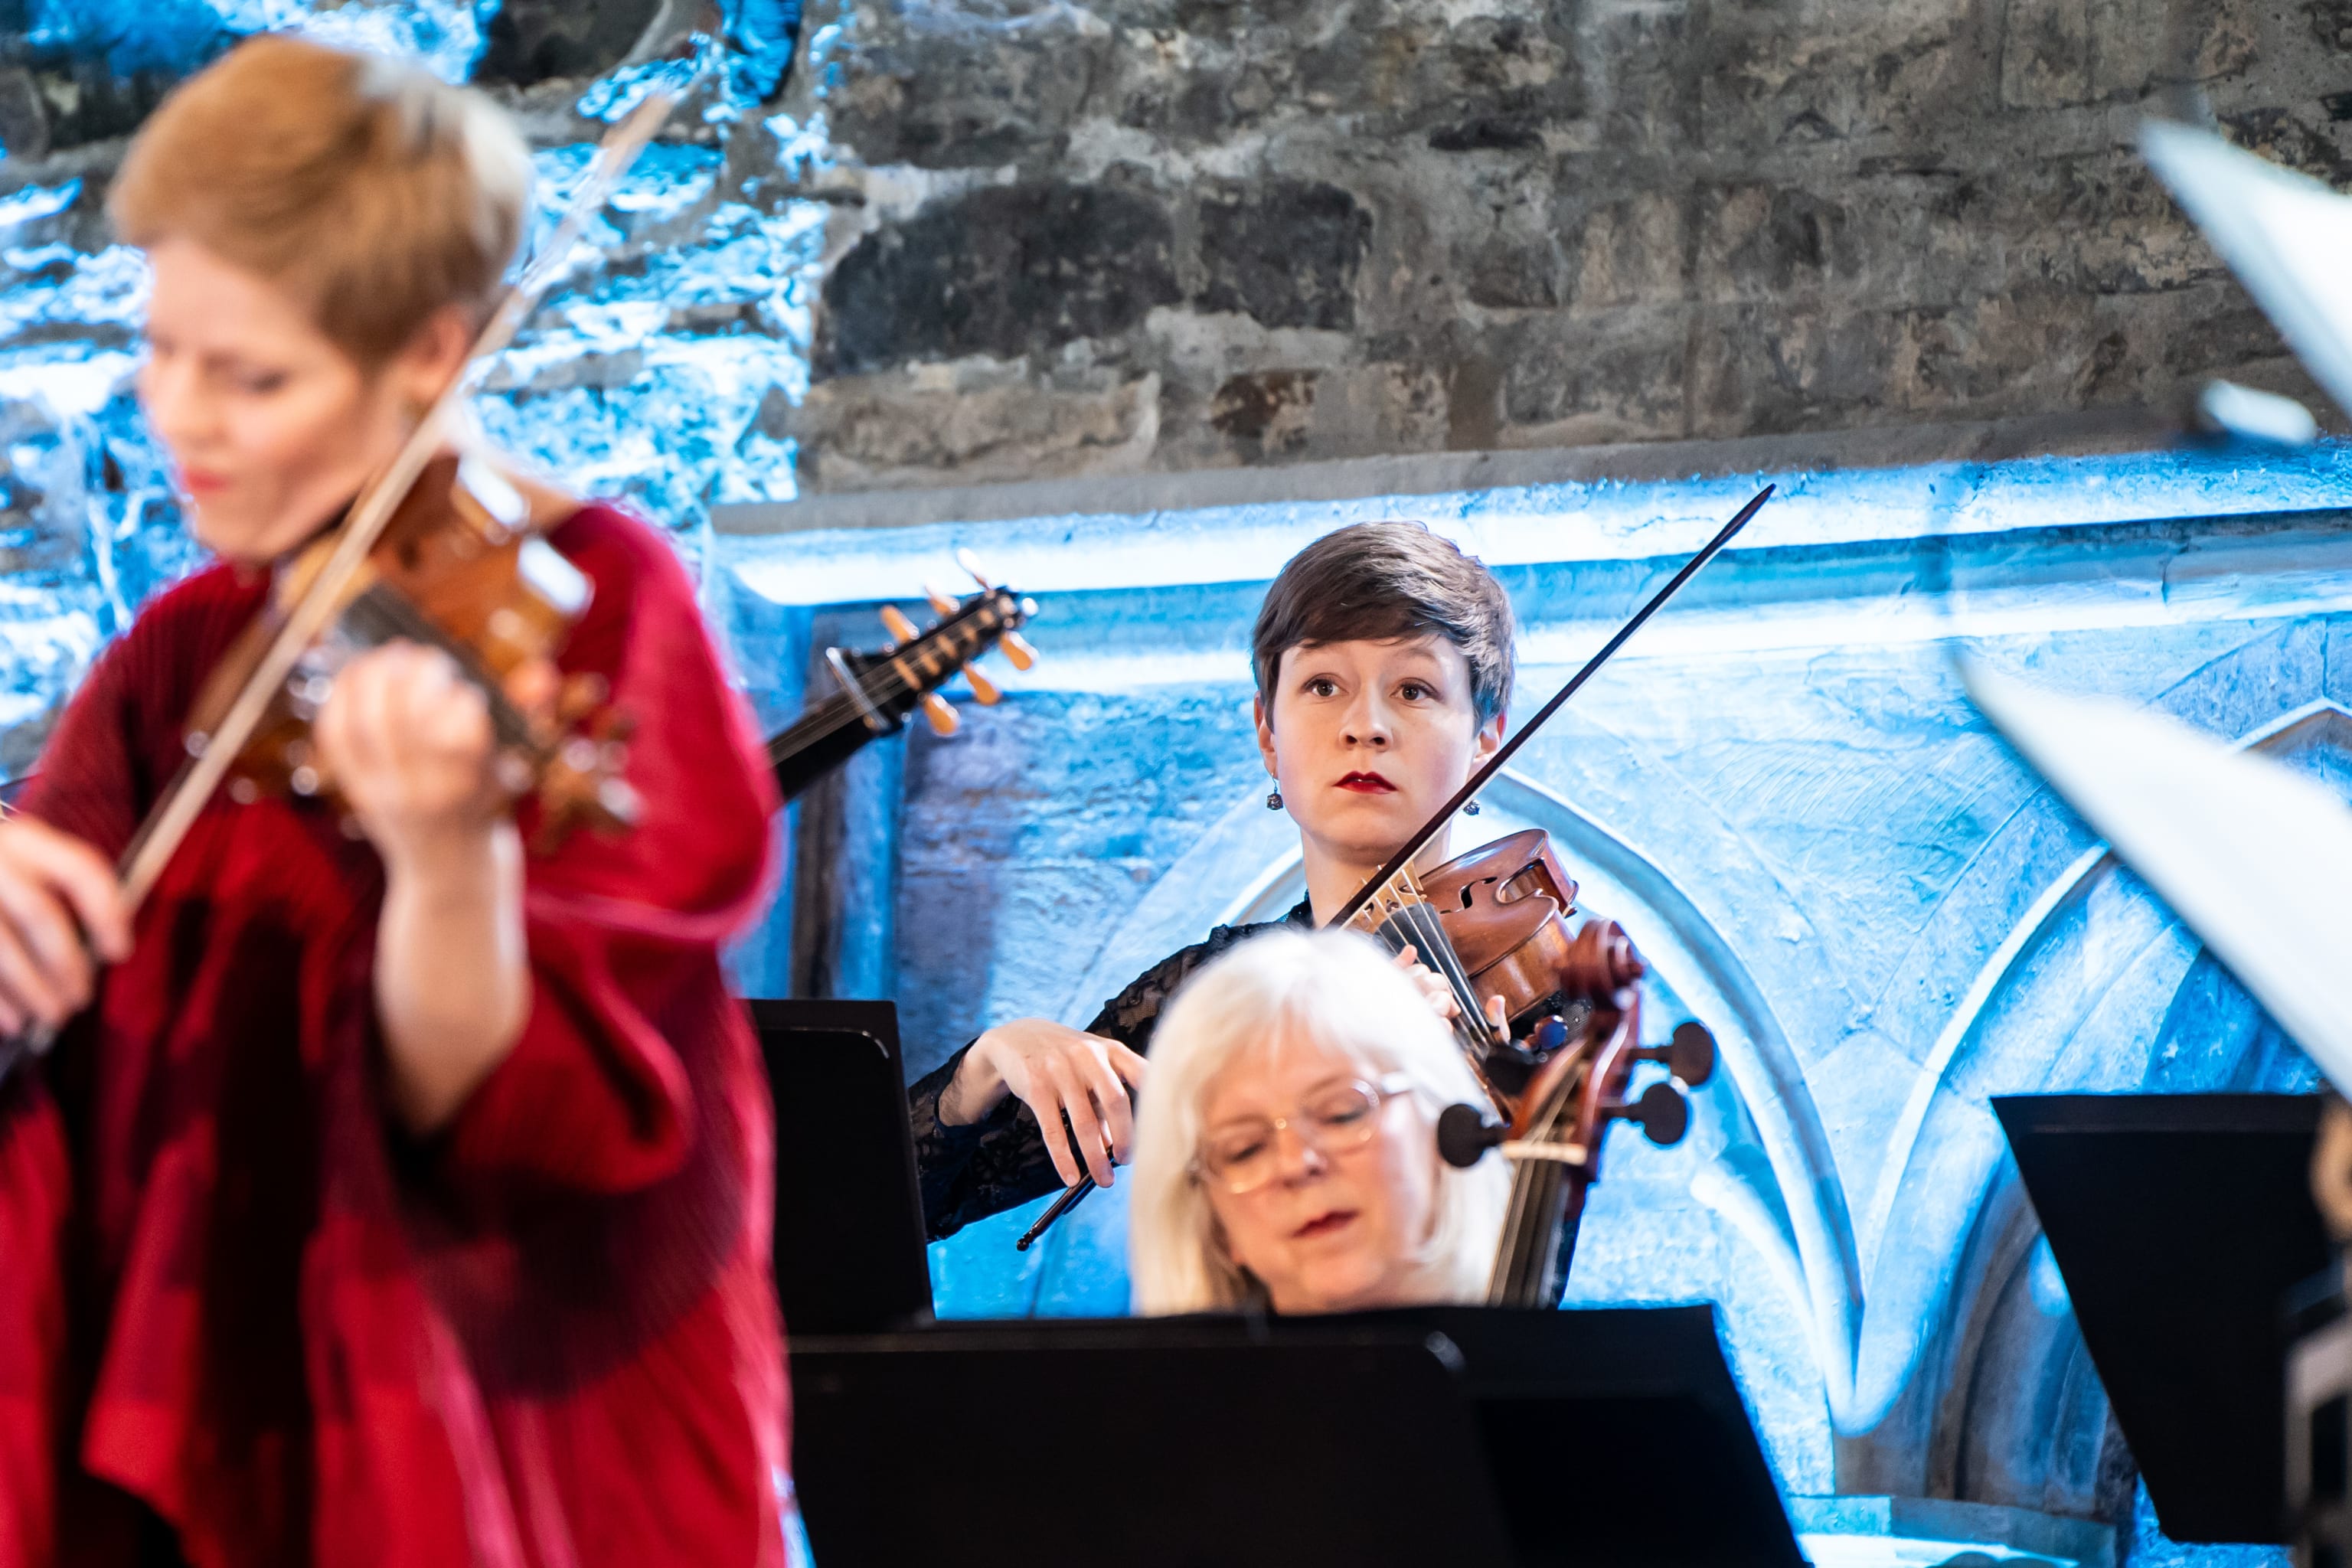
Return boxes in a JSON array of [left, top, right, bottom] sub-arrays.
[[1192, 1074, 1416, 1195]]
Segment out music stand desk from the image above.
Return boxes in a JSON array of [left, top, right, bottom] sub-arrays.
[[1994, 1092, 2331, 1545], [789, 1304, 1802, 1568]]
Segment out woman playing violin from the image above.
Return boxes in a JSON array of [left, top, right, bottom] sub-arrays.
[[911, 520, 1517, 1239], [0, 38, 786, 1567], [1126, 929, 1509, 1315]]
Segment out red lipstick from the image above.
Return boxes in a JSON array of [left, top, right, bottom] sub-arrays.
[[1334, 771, 1396, 793]]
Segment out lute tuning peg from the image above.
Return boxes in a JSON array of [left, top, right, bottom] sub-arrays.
[[962, 663, 1002, 705], [878, 604, 920, 645], [955, 547, 994, 590], [920, 692, 959, 737], [923, 582, 959, 616], [998, 629, 1038, 671]]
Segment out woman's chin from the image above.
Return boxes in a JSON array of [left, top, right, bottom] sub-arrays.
[[1299, 807, 1431, 867], [186, 502, 300, 566]]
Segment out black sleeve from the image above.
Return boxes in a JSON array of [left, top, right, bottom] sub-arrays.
[[906, 940, 1220, 1243]]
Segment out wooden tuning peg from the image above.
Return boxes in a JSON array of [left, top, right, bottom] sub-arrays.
[[920, 692, 959, 736], [962, 663, 1002, 705], [923, 581, 959, 616], [879, 604, 920, 646], [999, 629, 1039, 671], [955, 547, 995, 590]]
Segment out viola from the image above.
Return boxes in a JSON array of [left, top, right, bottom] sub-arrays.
[[1435, 943, 1718, 1306], [0, 82, 687, 1089]]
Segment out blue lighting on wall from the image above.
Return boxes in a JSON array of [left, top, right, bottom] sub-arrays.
[[0, 5, 2342, 1565]]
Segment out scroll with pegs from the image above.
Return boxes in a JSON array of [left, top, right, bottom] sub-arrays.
[[763, 560, 1038, 800]]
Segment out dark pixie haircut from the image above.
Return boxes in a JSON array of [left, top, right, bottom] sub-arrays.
[[1252, 521, 1517, 724]]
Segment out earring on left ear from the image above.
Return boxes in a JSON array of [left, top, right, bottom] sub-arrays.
[[1463, 799, 1481, 816]]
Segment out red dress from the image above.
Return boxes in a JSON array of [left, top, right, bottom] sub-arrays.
[[0, 503, 786, 1568]]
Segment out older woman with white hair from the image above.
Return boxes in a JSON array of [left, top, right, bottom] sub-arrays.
[[1128, 927, 1512, 1315]]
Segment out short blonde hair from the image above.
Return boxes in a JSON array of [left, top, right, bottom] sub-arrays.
[[1128, 928, 1511, 1315], [110, 34, 532, 365]]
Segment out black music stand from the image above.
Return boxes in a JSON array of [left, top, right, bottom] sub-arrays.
[[747, 998, 933, 1334], [1996, 1093, 2332, 1544], [789, 1304, 1802, 1568]]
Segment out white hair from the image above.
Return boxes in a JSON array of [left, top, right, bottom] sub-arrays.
[[1128, 927, 1511, 1315]]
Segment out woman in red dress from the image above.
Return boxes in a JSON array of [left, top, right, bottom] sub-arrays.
[[0, 36, 786, 1568]]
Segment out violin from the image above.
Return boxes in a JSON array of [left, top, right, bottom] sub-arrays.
[[1017, 484, 1774, 1254], [188, 449, 638, 849], [0, 82, 688, 1089]]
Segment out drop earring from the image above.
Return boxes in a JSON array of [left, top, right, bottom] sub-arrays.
[[1463, 799, 1481, 816], [1266, 782, 1284, 811]]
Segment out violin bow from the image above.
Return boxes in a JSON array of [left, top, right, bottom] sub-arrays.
[[1014, 482, 1775, 1250], [0, 77, 691, 1087]]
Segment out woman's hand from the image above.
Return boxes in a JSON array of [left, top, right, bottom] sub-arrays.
[[315, 641, 540, 1134], [940, 1018, 1148, 1188], [1394, 945, 1508, 1041], [313, 642, 508, 870], [0, 815, 131, 1036]]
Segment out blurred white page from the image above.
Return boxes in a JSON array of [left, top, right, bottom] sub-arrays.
[[1965, 662, 2352, 1095], [2142, 120, 2352, 420]]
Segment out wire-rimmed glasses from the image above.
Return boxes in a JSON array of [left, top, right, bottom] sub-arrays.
[[1192, 1073, 1416, 1195]]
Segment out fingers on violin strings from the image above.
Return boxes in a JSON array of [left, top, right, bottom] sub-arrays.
[[1485, 995, 1511, 1041]]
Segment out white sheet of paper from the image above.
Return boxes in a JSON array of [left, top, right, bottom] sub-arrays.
[[1963, 662, 2352, 1095], [2141, 120, 2352, 420]]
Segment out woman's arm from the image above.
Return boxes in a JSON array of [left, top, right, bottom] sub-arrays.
[[315, 642, 534, 1134]]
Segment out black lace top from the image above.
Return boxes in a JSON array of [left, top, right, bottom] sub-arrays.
[[906, 900, 1315, 1241]]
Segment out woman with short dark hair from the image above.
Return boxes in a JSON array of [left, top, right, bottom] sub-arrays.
[[910, 519, 1517, 1241]]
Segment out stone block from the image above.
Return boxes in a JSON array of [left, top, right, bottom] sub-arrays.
[[788, 359, 1161, 491], [1496, 305, 1687, 443], [475, 0, 661, 86], [818, 181, 1181, 374], [1571, 186, 1687, 310], [1195, 178, 1372, 332], [1690, 302, 1911, 436], [823, 5, 1113, 169], [1207, 368, 1318, 456], [1700, 0, 1988, 152], [1999, 0, 2093, 110], [2319, 0, 2352, 50]]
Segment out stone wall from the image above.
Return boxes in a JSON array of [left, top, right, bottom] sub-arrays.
[[773, 0, 2352, 492], [0, 0, 802, 766]]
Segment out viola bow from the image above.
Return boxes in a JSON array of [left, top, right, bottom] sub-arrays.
[[1014, 482, 1775, 1250]]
